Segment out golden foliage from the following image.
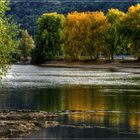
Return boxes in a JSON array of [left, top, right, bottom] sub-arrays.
[[64, 11, 109, 60]]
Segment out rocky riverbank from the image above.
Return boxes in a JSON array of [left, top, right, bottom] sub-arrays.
[[0, 110, 59, 139]]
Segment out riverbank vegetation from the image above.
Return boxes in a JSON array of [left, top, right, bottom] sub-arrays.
[[0, 0, 19, 77], [32, 13, 65, 63], [8, 0, 137, 35], [31, 4, 140, 63], [19, 30, 35, 61], [1, 1, 140, 67]]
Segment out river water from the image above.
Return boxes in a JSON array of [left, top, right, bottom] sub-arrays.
[[1, 64, 140, 139]]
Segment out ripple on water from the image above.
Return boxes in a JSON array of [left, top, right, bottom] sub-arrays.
[[2, 65, 140, 88]]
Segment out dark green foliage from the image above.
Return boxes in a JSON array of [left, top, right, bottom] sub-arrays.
[[105, 9, 126, 60], [8, 0, 138, 35], [120, 4, 140, 59], [32, 13, 64, 63]]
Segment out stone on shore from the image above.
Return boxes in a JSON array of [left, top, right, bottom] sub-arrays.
[[0, 110, 58, 138]]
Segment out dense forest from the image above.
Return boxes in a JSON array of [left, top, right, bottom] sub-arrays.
[[8, 0, 139, 34], [31, 4, 140, 63], [1, 0, 140, 65]]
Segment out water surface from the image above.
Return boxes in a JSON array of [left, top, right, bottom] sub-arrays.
[[1, 65, 140, 139]]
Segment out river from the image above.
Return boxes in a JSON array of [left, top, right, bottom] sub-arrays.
[[1, 64, 140, 139]]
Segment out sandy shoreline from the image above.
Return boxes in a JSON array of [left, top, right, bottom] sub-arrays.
[[39, 61, 140, 74]]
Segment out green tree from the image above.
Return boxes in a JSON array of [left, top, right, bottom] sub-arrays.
[[106, 8, 126, 60], [19, 30, 35, 60], [0, 0, 19, 78], [9, 0, 136, 35], [32, 12, 65, 63], [121, 4, 140, 60]]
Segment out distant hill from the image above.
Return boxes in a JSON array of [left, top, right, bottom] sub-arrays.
[[8, 0, 139, 34]]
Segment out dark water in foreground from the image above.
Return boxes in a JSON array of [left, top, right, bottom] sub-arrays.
[[1, 65, 140, 139]]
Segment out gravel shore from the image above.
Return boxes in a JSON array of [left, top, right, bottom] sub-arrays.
[[0, 110, 58, 138]]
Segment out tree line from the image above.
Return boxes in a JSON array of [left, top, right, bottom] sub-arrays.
[[9, 0, 137, 35], [31, 4, 140, 63], [1, 1, 140, 71]]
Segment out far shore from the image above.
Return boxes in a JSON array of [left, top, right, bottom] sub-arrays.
[[38, 60, 140, 74], [14, 59, 140, 74]]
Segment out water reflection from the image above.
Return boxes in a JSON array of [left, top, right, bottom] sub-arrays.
[[1, 65, 140, 138], [26, 126, 140, 139], [0, 86, 140, 135]]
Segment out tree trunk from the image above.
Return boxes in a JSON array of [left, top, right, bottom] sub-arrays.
[[137, 57, 140, 61], [110, 46, 114, 61], [96, 52, 99, 60], [111, 54, 114, 61]]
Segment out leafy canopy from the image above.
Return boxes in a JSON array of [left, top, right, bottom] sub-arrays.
[[0, 0, 19, 78], [32, 12, 65, 63], [19, 30, 35, 60]]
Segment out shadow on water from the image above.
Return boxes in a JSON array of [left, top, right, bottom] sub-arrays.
[[25, 126, 140, 140]]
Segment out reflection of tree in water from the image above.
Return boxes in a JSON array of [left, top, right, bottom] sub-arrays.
[[2, 85, 140, 134], [36, 88, 65, 112], [35, 85, 140, 134]]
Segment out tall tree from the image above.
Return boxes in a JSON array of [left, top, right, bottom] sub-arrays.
[[86, 12, 109, 60], [32, 12, 65, 63], [64, 12, 89, 60], [121, 4, 140, 60], [64, 12, 108, 60], [106, 8, 126, 60], [19, 30, 35, 60], [0, 0, 19, 77]]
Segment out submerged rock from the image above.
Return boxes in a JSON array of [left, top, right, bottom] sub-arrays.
[[0, 110, 59, 138]]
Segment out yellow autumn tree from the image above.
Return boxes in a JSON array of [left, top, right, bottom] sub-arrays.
[[64, 11, 109, 60], [64, 12, 89, 60], [85, 11, 109, 60]]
